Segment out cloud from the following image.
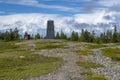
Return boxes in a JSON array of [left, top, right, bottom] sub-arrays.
[[82, 0, 120, 13], [0, 0, 77, 12], [0, 9, 120, 37], [98, 0, 120, 7]]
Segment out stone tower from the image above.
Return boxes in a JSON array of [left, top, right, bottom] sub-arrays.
[[46, 20, 55, 39]]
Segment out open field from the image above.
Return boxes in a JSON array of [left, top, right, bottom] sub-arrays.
[[0, 39, 120, 80], [0, 40, 63, 80]]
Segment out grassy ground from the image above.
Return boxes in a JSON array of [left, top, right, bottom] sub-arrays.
[[76, 49, 92, 56], [35, 42, 64, 50], [77, 61, 106, 80], [87, 76, 107, 80], [102, 48, 120, 61], [75, 43, 108, 56], [0, 41, 62, 80], [81, 44, 107, 49], [80, 71, 107, 80]]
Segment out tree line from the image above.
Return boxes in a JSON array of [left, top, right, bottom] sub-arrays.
[[0, 28, 41, 41], [56, 26, 120, 43], [0, 26, 119, 43]]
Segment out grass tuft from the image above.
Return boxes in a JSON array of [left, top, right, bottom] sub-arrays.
[[87, 76, 107, 80], [76, 50, 92, 56], [35, 42, 64, 50], [102, 48, 120, 61], [77, 61, 104, 68], [81, 44, 107, 49]]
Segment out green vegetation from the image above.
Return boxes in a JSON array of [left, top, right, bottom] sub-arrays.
[[35, 33, 41, 39], [0, 41, 62, 80], [102, 48, 120, 61], [0, 28, 19, 41], [87, 76, 107, 80], [76, 49, 92, 56], [56, 26, 120, 43], [55, 31, 67, 39], [80, 71, 107, 80], [70, 31, 78, 41], [80, 71, 93, 76], [77, 61, 103, 68], [35, 42, 64, 50], [82, 44, 107, 49]]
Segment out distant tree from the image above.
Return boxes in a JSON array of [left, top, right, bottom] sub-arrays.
[[56, 32, 60, 39], [70, 31, 78, 41], [78, 29, 85, 42], [13, 28, 19, 40], [60, 31, 67, 39], [2, 28, 20, 41], [25, 31, 28, 35], [91, 31, 95, 42], [112, 26, 118, 42], [35, 33, 40, 39], [4, 31, 11, 41]]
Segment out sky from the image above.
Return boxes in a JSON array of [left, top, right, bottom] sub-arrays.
[[0, 0, 120, 36]]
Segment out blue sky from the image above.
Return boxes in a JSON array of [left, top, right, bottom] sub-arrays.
[[0, 0, 110, 16], [0, 0, 120, 35], [0, 0, 120, 16]]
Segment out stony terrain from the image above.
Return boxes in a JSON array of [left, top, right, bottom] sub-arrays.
[[18, 40, 120, 80], [26, 40, 87, 80], [85, 47, 120, 80]]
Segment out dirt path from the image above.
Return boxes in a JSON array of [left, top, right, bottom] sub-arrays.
[[22, 40, 87, 80]]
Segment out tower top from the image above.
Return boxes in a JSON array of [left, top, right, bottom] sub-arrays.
[[48, 19, 53, 21]]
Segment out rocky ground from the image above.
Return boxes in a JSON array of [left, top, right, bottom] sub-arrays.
[[26, 40, 87, 80], [85, 47, 120, 80], [18, 40, 120, 80]]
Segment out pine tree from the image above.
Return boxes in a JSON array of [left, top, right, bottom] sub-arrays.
[[70, 31, 78, 41], [112, 26, 118, 42], [60, 31, 67, 39], [4, 31, 11, 41], [35, 33, 40, 39], [13, 28, 19, 40], [79, 29, 85, 42], [56, 32, 60, 39]]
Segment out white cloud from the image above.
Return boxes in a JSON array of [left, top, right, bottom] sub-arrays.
[[0, 0, 76, 12], [0, 10, 119, 37], [98, 0, 120, 7], [74, 10, 116, 24]]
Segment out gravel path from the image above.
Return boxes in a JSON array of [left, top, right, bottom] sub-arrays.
[[23, 40, 87, 80]]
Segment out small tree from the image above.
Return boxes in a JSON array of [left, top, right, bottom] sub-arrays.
[[56, 32, 60, 39], [112, 26, 118, 42], [70, 31, 78, 41], [60, 31, 67, 39], [35, 33, 41, 39]]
